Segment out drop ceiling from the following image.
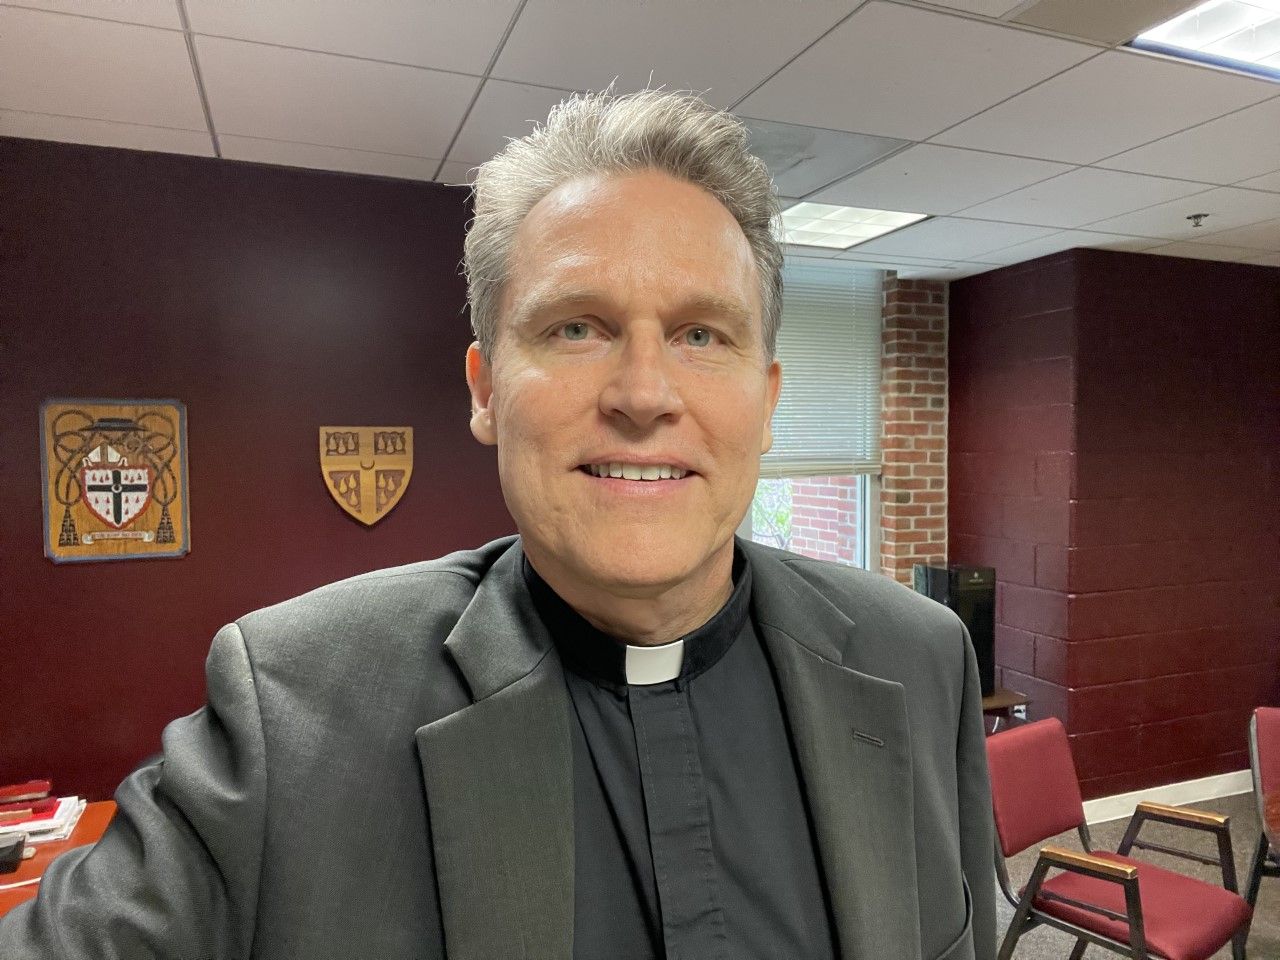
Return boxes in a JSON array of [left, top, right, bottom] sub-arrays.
[[2, 0, 1279, 279]]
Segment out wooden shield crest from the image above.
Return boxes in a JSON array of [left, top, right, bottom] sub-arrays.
[[40, 398, 190, 563], [320, 426, 413, 526]]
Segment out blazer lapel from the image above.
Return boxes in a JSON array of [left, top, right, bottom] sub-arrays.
[[746, 542, 922, 960], [415, 541, 574, 960]]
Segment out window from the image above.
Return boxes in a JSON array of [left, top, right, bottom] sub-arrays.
[[741, 260, 883, 569]]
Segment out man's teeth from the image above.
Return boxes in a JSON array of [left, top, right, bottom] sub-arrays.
[[587, 463, 687, 481]]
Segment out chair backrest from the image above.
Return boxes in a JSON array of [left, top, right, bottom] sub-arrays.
[[1251, 707, 1280, 844], [986, 717, 1086, 858]]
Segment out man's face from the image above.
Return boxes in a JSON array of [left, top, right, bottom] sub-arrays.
[[466, 169, 782, 600]]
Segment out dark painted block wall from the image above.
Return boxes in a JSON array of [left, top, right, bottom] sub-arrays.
[[950, 248, 1280, 798], [0, 138, 514, 800]]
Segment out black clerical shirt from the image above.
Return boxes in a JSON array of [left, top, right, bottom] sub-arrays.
[[523, 551, 838, 960]]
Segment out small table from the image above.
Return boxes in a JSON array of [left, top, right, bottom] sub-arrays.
[[982, 687, 1030, 734], [0, 801, 116, 918]]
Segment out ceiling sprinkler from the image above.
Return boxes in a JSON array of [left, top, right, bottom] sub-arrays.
[[1187, 213, 1209, 228]]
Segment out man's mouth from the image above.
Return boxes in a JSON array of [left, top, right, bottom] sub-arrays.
[[579, 462, 690, 481]]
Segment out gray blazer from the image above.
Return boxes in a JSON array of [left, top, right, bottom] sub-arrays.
[[1, 536, 996, 960]]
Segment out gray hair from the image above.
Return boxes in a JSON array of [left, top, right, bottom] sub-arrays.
[[463, 88, 783, 362]]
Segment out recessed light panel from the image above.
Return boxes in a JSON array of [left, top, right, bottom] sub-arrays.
[[1131, 0, 1280, 81], [779, 202, 927, 250]]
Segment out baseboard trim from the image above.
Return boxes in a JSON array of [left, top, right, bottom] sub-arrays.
[[1084, 769, 1253, 825]]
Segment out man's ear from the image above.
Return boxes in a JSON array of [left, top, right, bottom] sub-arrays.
[[760, 359, 782, 454], [465, 342, 497, 446]]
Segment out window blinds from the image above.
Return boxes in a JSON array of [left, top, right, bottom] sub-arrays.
[[760, 260, 883, 479]]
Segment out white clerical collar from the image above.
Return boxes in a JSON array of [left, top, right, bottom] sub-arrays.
[[624, 638, 685, 685]]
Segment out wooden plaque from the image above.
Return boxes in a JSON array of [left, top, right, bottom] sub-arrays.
[[320, 426, 413, 526], [40, 398, 190, 563]]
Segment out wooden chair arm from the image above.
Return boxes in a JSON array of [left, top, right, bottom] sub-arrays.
[[1133, 800, 1228, 829], [1120, 801, 1239, 893], [1040, 845, 1138, 882]]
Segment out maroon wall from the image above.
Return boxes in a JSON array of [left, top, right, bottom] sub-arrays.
[[950, 248, 1280, 798], [0, 137, 513, 800]]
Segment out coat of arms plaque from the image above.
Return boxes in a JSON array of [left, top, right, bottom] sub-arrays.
[[40, 398, 190, 563], [320, 426, 413, 526]]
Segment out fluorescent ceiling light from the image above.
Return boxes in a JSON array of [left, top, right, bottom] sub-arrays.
[[779, 202, 927, 250], [1131, 0, 1280, 80]]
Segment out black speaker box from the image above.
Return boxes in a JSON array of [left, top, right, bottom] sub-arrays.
[[913, 564, 996, 697]]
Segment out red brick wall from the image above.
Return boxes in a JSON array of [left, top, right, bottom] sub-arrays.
[[949, 248, 1280, 798], [881, 275, 948, 584], [790, 475, 859, 563]]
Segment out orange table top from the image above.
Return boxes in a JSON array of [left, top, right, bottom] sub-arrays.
[[0, 800, 116, 918], [982, 687, 1030, 712]]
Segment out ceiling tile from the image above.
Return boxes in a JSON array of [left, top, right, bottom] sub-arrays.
[[196, 36, 479, 158], [1244, 251, 1280, 266], [783, 243, 841, 260], [1011, 0, 1200, 45], [740, 118, 907, 198], [942, 262, 1002, 278], [933, 49, 1276, 164], [491, 0, 864, 108], [957, 167, 1210, 227], [977, 228, 1164, 264], [435, 159, 477, 185], [1145, 241, 1266, 262], [735, 2, 1095, 140], [1238, 170, 1280, 192], [916, 0, 1025, 17], [810, 144, 1071, 215], [447, 79, 574, 165], [220, 135, 441, 180], [846, 216, 1058, 260], [3, 0, 182, 29], [185, 0, 517, 75], [1193, 218, 1280, 251], [1100, 96, 1280, 185], [835, 251, 959, 266], [0, 6, 206, 129], [0, 108, 213, 155], [1084, 186, 1280, 239]]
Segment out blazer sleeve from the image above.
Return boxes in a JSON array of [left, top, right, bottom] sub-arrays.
[[0, 622, 266, 960], [956, 619, 998, 960]]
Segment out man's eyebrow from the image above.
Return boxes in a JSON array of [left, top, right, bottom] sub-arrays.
[[512, 290, 756, 329], [674, 293, 756, 329], [511, 290, 604, 327]]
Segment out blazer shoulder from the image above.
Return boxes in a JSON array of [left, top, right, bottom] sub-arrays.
[[748, 541, 966, 662], [233, 535, 516, 658]]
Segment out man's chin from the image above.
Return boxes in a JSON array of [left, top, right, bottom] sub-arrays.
[[576, 553, 701, 598], [528, 537, 719, 598]]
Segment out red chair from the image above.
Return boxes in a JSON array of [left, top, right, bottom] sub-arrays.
[[987, 718, 1253, 960], [1243, 707, 1280, 911]]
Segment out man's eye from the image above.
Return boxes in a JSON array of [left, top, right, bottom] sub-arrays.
[[683, 327, 714, 347], [558, 322, 592, 341]]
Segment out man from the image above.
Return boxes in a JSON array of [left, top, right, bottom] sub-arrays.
[[1, 90, 995, 960]]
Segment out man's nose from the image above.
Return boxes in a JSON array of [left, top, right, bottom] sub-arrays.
[[598, 334, 685, 428]]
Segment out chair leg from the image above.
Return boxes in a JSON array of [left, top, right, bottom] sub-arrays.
[[1232, 926, 1248, 960], [1244, 832, 1268, 908], [1068, 938, 1088, 960], [996, 919, 1025, 960]]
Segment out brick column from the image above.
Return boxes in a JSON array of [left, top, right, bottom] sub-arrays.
[[880, 275, 948, 585]]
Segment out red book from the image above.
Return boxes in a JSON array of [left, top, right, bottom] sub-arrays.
[[0, 797, 58, 823], [0, 780, 51, 804]]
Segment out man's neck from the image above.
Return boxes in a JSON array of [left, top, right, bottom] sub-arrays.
[[524, 546, 736, 647]]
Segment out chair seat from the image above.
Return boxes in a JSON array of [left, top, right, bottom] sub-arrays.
[[1027, 852, 1252, 960]]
